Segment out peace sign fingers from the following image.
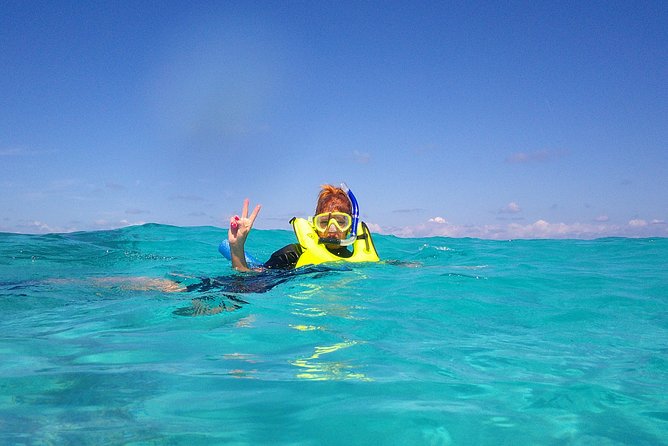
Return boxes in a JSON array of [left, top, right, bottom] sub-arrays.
[[230, 199, 261, 235], [248, 201, 261, 226]]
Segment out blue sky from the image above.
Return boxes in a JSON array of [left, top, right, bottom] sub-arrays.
[[2, 1, 667, 238]]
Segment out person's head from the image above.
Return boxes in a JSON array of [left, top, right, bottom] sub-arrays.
[[314, 184, 353, 242], [315, 184, 352, 215]]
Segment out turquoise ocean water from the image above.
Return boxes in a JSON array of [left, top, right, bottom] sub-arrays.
[[1, 224, 667, 445]]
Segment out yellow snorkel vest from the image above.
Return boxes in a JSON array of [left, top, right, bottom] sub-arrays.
[[290, 217, 380, 268]]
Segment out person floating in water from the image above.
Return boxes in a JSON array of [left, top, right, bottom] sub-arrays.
[[226, 184, 379, 272], [91, 184, 380, 315]]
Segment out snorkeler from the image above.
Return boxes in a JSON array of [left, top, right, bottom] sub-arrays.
[[88, 185, 379, 316], [227, 184, 379, 272]]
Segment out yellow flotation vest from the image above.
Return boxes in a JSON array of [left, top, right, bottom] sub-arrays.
[[290, 217, 380, 268]]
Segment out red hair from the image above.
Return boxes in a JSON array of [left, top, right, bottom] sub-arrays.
[[315, 184, 352, 214]]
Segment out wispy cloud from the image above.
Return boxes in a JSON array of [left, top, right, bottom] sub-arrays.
[[353, 150, 371, 164], [392, 208, 425, 214], [0, 146, 56, 157], [170, 194, 205, 202], [0, 147, 25, 156], [411, 144, 439, 157], [505, 149, 567, 164], [125, 208, 150, 215], [50, 179, 82, 190], [106, 182, 126, 191]]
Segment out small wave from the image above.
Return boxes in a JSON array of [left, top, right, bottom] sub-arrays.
[[418, 243, 454, 252]]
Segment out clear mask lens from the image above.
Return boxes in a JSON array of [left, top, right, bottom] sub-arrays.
[[313, 212, 352, 232]]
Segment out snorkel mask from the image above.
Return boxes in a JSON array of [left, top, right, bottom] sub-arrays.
[[316, 183, 360, 247]]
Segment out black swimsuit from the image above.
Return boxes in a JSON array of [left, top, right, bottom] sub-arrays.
[[263, 243, 303, 269], [184, 243, 350, 295], [176, 244, 352, 316]]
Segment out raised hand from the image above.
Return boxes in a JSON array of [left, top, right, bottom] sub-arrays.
[[228, 199, 261, 271]]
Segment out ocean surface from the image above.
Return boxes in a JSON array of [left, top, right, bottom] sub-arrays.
[[1, 224, 666, 445]]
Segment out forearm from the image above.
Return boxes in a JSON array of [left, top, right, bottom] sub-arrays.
[[229, 242, 251, 272]]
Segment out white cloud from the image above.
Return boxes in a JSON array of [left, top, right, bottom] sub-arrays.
[[26, 221, 60, 233], [7, 220, 79, 234], [428, 216, 446, 224], [499, 202, 521, 214], [365, 222, 383, 234], [93, 219, 146, 230], [374, 217, 668, 240]]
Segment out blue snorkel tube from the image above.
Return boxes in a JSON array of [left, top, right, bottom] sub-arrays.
[[340, 183, 359, 245], [319, 182, 359, 247]]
